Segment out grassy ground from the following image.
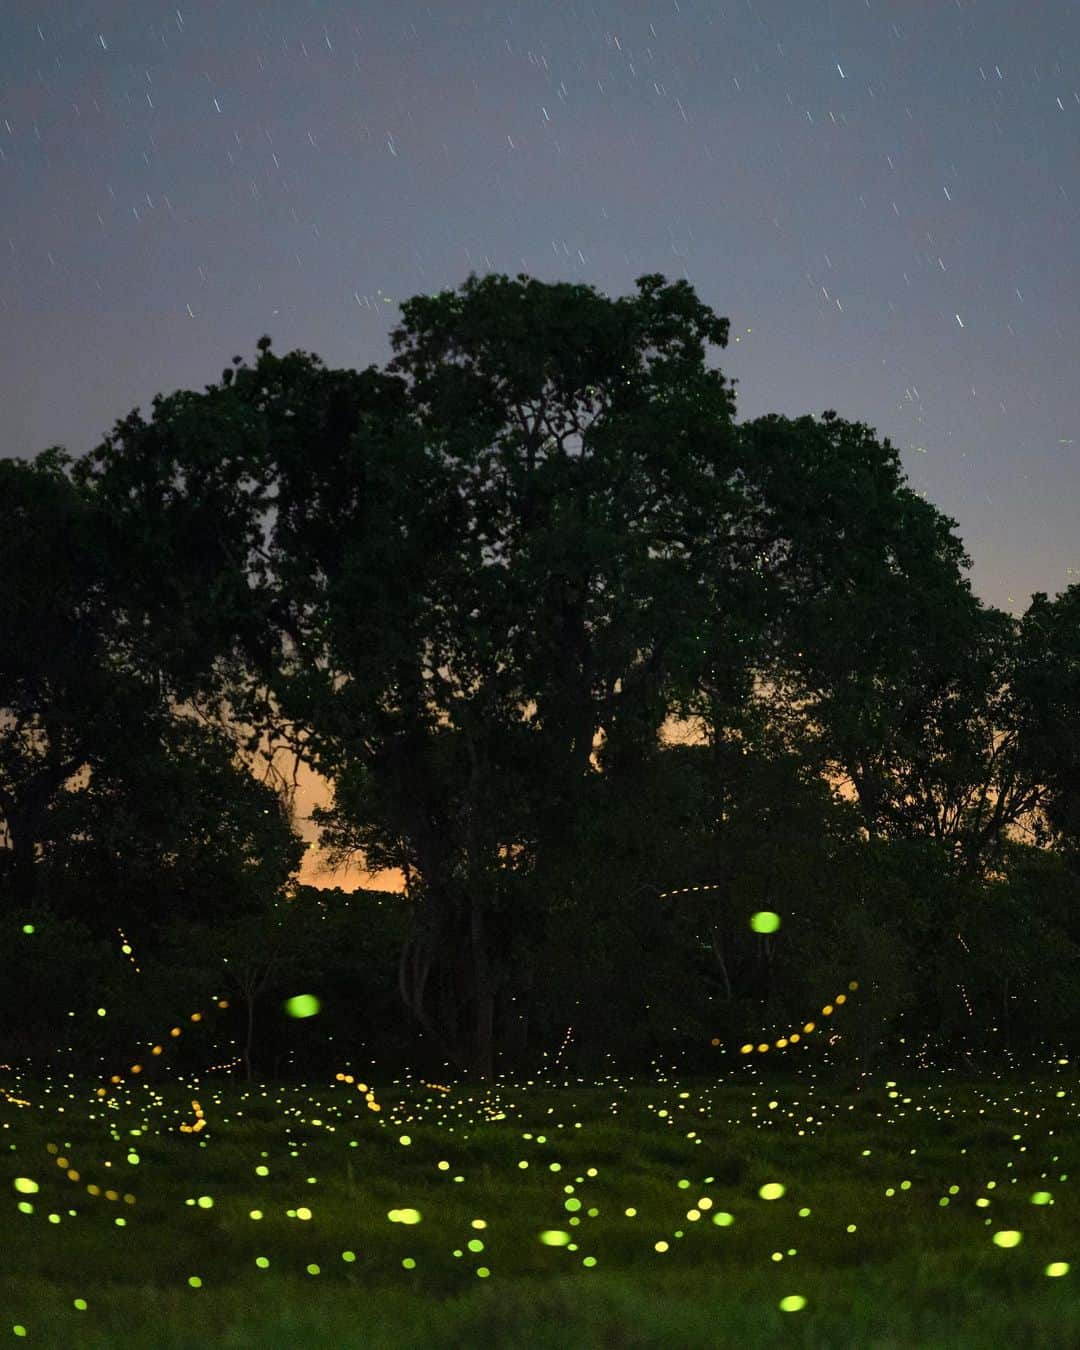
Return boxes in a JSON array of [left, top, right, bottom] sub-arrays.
[[1, 1060, 1076, 1348]]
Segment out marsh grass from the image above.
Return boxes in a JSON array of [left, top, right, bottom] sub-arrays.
[[2, 1065, 1076, 1347]]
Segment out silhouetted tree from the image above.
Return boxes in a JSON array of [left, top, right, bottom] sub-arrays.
[[65, 274, 1080, 1082]]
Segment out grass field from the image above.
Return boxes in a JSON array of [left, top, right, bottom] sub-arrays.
[[2, 1058, 1077, 1348]]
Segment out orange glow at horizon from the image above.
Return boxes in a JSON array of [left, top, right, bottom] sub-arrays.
[[285, 753, 405, 894]]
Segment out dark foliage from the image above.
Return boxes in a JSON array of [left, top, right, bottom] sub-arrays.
[[3, 274, 1078, 1080]]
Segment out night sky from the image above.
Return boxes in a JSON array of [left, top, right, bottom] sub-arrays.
[[4, 0, 1078, 889]]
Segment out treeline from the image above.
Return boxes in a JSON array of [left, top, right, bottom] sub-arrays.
[[2, 271, 1078, 1082]]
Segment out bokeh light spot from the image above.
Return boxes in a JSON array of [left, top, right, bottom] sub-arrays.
[[750, 911, 781, 933]]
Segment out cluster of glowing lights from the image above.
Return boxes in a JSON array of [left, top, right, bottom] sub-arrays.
[[333, 1072, 382, 1113], [658, 886, 859, 1058], [95, 999, 231, 1098], [39, 1142, 137, 1208], [1, 1077, 30, 1109], [179, 1100, 207, 1134], [116, 927, 142, 974], [202, 1055, 244, 1075], [36, 994, 236, 1202], [3, 1056, 1074, 1340], [731, 983, 859, 1055], [657, 882, 725, 900], [550, 1024, 575, 1070], [5, 886, 1076, 1336]]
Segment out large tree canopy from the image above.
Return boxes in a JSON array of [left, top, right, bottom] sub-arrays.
[[64, 271, 1076, 1079], [72, 274, 753, 1077]]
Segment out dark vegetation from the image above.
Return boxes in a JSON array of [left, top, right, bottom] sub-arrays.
[[1, 270, 1078, 1085]]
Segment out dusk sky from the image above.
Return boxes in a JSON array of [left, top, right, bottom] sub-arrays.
[[4, 0, 1078, 889]]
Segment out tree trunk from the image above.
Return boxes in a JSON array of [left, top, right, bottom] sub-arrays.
[[397, 903, 476, 1078], [394, 859, 514, 1084], [398, 929, 440, 1042], [710, 922, 734, 1000], [243, 989, 256, 1083], [469, 899, 497, 1081]]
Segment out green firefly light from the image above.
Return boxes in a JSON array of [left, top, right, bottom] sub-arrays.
[[750, 911, 781, 934]]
